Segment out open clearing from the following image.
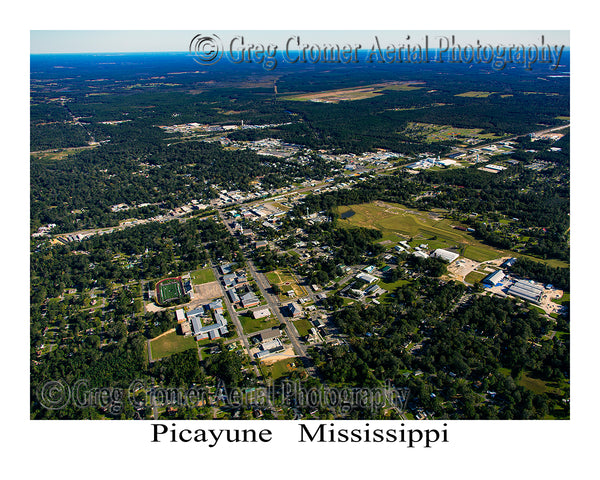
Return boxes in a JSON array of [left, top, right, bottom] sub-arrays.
[[239, 313, 280, 335], [403, 122, 502, 143], [262, 358, 302, 380], [258, 346, 297, 365], [191, 267, 216, 285], [455, 91, 496, 98], [336, 201, 506, 262], [266, 269, 307, 299], [193, 281, 222, 302], [282, 82, 424, 103], [150, 330, 197, 360], [293, 318, 313, 337]]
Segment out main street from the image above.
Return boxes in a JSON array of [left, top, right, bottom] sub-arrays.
[[216, 209, 316, 376]]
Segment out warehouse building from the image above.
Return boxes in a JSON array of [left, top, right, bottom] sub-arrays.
[[507, 280, 544, 304], [356, 272, 378, 284], [431, 249, 460, 263], [483, 270, 505, 287]]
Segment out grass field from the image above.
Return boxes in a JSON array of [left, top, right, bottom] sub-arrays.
[[518, 372, 551, 395], [336, 201, 506, 262], [455, 91, 496, 98], [464, 271, 487, 284], [191, 267, 216, 285], [150, 330, 197, 360], [293, 318, 313, 337], [262, 358, 301, 381], [403, 122, 501, 143], [266, 269, 307, 300], [378, 278, 410, 292], [266, 270, 295, 284], [239, 313, 279, 335]]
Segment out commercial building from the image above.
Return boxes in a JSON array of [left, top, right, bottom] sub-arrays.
[[219, 263, 234, 275], [507, 280, 544, 304], [501, 257, 517, 269], [431, 249, 460, 263], [175, 308, 186, 323], [482, 270, 505, 287], [356, 272, 377, 284], [240, 292, 260, 308], [259, 329, 281, 342], [226, 288, 240, 305], [365, 284, 386, 296], [180, 321, 192, 336], [287, 302, 303, 317]]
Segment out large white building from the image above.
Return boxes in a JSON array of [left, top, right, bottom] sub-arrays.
[[431, 249, 460, 263], [356, 272, 377, 284]]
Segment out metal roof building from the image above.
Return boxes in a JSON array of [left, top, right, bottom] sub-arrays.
[[241, 292, 260, 308], [227, 288, 240, 304], [190, 306, 229, 340], [431, 249, 460, 263], [356, 272, 377, 284], [507, 280, 544, 304], [483, 270, 505, 287]]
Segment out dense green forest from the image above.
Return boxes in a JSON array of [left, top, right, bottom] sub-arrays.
[[310, 282, 569, 419]]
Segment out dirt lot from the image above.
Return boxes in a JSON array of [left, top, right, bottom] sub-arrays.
[[259, 346, 297, 365], [447, 258, 481, 282], [194, 281, 223, 302], [447, 256, 510, 283]]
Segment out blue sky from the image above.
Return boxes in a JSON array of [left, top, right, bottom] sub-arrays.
[[30, 30, 569, 54]]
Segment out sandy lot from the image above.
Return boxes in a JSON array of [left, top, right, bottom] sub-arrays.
[[447, 258, 481, 282], [194, 281, 223, 302], [257, 347, 297, 365]]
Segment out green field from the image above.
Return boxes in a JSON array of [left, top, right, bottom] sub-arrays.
[[191, 267, 216, 285], [403, 122, 501, 143], [239, 313, 279, 335], [464, 271, 487, 284], [150, 330, 197, 360], [293, 318, 313, 337], [378, 278, 410, 292], [336, 201, 506, 262], [266, 270, 294, 284], [266, 269, 307, 300], [262, 358, 302, 381], [455, 91, 496, 98]]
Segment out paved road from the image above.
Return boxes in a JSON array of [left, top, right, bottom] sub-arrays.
[[209, 264, 261, 380], [217, 209, 316, 375]]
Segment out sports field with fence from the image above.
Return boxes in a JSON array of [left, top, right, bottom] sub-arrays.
[[156, 277, 184, 304]]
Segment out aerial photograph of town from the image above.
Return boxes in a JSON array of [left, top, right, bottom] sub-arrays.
[[28, 30, 573, 425]]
